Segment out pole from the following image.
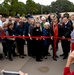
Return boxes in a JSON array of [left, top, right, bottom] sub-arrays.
[[41, 5, 43, 14]]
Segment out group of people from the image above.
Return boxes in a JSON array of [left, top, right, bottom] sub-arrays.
[[0, 12, 74, 62]]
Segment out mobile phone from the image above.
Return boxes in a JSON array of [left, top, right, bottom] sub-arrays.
[[3, 71, 20, 75]]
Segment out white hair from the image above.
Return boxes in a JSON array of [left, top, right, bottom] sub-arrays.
[[44, 22, 50, 26], [41, 16, 46, 20]]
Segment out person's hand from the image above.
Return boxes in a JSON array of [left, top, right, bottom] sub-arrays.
[[23, 35, 25, 39], [51, 36, 53, 40], [68, 39, 71, 41], [29, 35, 32, 40], [36, 38, 39, 40], [19, 71, 28, 75], [66, 51, 74, 67], [43, 38, 45, 40], [62, 36, 65, 38], [59, 40, 61, 43], [1, 70, 4, 75], [1, 70, 4, 73]]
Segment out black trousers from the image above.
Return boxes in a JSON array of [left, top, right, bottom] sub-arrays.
[[61, 40, 70, 57], [7, 40, 14, 59], [12, 43, 16, 56], [17, 44, 24, 56], [26, 39, 31, 56], [35, 40, 42, 61], [2, 42, 7, 56], [43, 45, 49, 56], [16, 38, 24, 56]]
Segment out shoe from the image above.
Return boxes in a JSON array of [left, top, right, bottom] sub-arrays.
[[48, 53, 51, 56], [9, 58, 13, 61], [44, 56, 47, 59], [36, 59, 42, 62], [56, 55, 59, 58], [63, 56, 68, 60], [5, 56, 8, 59], [53, 57, 57, 61], [60, 54, 64, 57], [24, 54, 27, 56], [20, 56, 24, 58]]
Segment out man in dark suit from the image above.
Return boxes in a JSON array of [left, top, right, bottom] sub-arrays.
[[13, 16, 20, 55], [15, 21, 25, 58], [24, 15, 32, 56], [13, 16, 20, 30], [61, 17, 73, 59]]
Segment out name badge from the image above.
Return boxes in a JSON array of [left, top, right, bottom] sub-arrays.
[[36, 29, 39, 31], [65, 26, 67, 28]]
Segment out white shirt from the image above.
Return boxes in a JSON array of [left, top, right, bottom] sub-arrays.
[[0, 20, 2, 27]]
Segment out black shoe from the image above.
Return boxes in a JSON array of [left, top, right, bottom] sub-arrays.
[[36, 59, 42, 62], [63, 56, 68, 60], [48, 53, 51, 56], [19, 55, 24, 58], [24, 54, 27, 56], [56, 55, 59, 58], [21, 56, 24, 58], [60, 54, 64, 57], [53, 57, 57, 61], [44, 56, 47, 59], [5, 56, 8, 59], [9, 58, 13, 61]]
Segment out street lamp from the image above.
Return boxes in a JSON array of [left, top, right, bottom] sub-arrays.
[[40, 1, 43, 15], [41, 5, 43, 14]]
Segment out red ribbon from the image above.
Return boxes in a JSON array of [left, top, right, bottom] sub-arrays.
[[0, 35, 73, 40]]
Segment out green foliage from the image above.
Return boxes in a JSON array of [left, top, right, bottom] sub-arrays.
[[0, 0, 74, 16], [50, 0, 74, 12], [26, 0, 38, 14], [0, 5, 9, 16]]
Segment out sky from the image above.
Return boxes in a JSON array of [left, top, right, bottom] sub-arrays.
[[18, 0, 74, 5]]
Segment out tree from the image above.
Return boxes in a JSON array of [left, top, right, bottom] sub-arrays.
[[50, 0, 74, 12], [26, 0, 38, 14], [0, 0, 74, 16], [3, 0, 26, 16]]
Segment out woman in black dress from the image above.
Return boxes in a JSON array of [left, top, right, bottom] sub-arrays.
[[32, 22, 42, 62], [6, 22, 15, 61]]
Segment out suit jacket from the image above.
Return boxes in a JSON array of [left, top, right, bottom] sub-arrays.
[[15, 23, 25, 36], [28, 25, 34, 36], [25, 22, 30, 36], [61, 22, 73, 38], [13, 21, 19, 30], [69, 20, 73, 26], [15, 25, 25, 45]]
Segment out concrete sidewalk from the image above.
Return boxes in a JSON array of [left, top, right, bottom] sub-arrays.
[[0, 43, 74, 75]]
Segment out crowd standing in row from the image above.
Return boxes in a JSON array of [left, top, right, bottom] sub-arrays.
[[0, 13, 74, 62]]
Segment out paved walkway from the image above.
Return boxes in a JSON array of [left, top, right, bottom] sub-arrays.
[[0, 43, 74, 75]]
